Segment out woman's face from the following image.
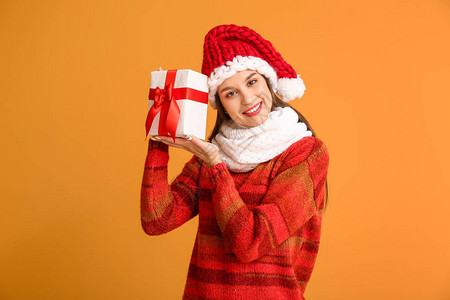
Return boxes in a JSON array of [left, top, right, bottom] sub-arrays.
[[217, 70, 273, 128]]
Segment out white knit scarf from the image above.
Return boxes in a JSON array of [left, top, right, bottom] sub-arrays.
[[211, 107, 312, 172]]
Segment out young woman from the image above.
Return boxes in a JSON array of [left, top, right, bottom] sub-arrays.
[[141, 24, 329, 299]]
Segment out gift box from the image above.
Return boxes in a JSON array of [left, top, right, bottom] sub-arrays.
[[145, 69, 209, 141]]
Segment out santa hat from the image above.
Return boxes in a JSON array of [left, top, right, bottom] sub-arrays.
[[201, 24, 306, 109]]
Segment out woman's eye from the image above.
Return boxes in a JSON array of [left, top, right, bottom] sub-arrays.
[[248, 79, 257, 86], [226, 91, 236, 97]]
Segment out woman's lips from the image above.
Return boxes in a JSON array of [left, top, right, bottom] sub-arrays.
[[242, 102, 262, 117]]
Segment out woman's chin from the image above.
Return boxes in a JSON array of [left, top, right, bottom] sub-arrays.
[[239, 117, 268, 128]]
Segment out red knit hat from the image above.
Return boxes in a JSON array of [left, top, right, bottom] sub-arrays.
[[202, 24, 306, 109]]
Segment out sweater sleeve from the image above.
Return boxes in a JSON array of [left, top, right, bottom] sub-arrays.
[[208, 137, 329, 263], [140, 140, 201, 236]]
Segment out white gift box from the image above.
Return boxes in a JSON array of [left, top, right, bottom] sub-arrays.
[[146, 69, 209, 140]]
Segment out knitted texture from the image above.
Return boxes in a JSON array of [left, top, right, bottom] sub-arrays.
[[141, 137, 329, 299], [202, 24, 306, 108], [202, 24, 297, 80], [212, 106, 312, 172]]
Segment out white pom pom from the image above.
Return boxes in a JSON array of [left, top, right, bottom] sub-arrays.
[[276, 75, 306, 102]]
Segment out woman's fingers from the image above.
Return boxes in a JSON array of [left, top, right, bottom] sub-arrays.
[[155, 135, 195, 144], [152, 135, 221, 166], [155, 136, 201, 153], [156, 136, 187, 148]]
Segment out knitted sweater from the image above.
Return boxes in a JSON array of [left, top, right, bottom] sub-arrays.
[[141, 136, 329, 299]]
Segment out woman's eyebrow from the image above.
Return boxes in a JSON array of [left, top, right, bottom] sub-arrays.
[[244, 72, 257, 83], [219, 73, 258, 94], [219, 86, 232, 94]]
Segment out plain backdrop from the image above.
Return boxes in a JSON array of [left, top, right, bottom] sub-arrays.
[[1, 0, 449, 299]]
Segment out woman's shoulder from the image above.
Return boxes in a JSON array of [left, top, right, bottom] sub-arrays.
[[278, 136, 329, 169]]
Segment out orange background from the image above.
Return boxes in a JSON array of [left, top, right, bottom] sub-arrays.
[[1, 0, 449, 299]]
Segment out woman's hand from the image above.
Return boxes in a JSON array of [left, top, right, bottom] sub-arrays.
[[151, 135, 222, 168]]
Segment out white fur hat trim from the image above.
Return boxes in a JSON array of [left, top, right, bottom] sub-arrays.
[[207, 55, 306, 109], [207, 56, 277, 109]]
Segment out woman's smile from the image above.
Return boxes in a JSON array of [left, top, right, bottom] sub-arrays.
[[242, 101, 262, 116]]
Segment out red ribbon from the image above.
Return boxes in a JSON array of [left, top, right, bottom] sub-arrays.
[[145, 70, 208, 142]]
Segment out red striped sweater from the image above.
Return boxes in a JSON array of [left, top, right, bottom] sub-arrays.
[[141, 136, 329, 299]]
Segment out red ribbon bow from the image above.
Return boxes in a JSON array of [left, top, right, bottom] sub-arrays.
[[145, 70, 208, 142], [153, 87, 165, 107], [145, 71, 181, 142]]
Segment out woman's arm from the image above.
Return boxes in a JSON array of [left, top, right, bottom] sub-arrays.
[[140, 140, 202, 235], [209, 137, 329, 263]]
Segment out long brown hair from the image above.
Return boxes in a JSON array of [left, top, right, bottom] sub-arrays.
[[208, 76, 329, 210]]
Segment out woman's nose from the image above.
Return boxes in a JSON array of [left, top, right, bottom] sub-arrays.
[[241, 89, 254, 104]]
